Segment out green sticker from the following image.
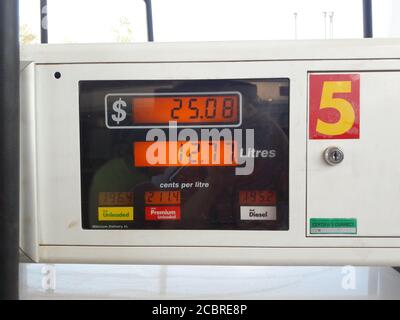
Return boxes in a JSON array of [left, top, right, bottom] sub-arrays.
[[310, 218, 357, 235]]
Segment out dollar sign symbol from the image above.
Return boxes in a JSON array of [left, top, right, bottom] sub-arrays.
[[111, 98, 127, 124]]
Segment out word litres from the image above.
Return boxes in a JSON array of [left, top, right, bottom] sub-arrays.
[[240, 148, 276, 158]]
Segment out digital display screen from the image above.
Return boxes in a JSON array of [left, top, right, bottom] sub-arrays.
[[145, 191, 181, 205], [239, 191, 276, 206], [132, 93, 240, 125], [134, 141, 237, 167], [79, 79, 289, 230], [98, 192, 134, 206], [105, 92, 241, 128]]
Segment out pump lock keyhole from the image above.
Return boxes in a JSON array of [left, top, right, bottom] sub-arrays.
[[324, 147, 344, 166]]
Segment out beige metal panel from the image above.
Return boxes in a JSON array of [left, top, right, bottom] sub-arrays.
[[39, 246, 400, 266], [18, 42, 400, 265], [20, 62, 39, 262], [34, 60, 307, 248], [20, 39, 400, 64], [307, 72, 400, 237]]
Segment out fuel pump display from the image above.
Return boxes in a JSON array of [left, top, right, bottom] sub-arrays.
[[105, 92, 241, 127], [20, 41, 400, 265], [79, 79, 289, 230]]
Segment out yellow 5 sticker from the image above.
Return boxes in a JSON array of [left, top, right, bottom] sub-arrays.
[[309, 74, 360, 140], [317, 81, 354, 136], [98, 207, 134, 221]]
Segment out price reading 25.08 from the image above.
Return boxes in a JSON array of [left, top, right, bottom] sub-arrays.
[[132, 93, 241, 125], [170, 97, 236, 121], [106, 92, 242, 128]]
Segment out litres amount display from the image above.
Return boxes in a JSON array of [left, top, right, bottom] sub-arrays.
[[105, 92, 242, 128]]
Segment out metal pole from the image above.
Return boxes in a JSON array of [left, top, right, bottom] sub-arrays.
[[143, 0, 154, 41], [329, 12, 334, 39], [0, 0, 20, 300], [363, 0, 373, 38], [40, 0, 48, 43]]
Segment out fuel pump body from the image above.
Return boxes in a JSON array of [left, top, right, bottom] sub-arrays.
[[19, 40, 400, 265]]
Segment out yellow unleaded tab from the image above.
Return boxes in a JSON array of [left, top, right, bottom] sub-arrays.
[[98, 207, 134, 221]]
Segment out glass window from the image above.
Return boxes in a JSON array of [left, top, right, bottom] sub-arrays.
[[152, 0, 363, 41], [373, 0, 400, 38], [20, 0, 365, 43], [20, 0, 40, 44], [46, 0, 147, 43]]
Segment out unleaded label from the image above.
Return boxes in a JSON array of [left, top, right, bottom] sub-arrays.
[[98, 207, 134, 221]]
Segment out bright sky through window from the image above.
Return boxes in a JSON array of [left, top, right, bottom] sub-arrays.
[[18, 0, 399, 44]]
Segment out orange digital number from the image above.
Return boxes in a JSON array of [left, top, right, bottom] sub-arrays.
[[145, 191, 181, 205]]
